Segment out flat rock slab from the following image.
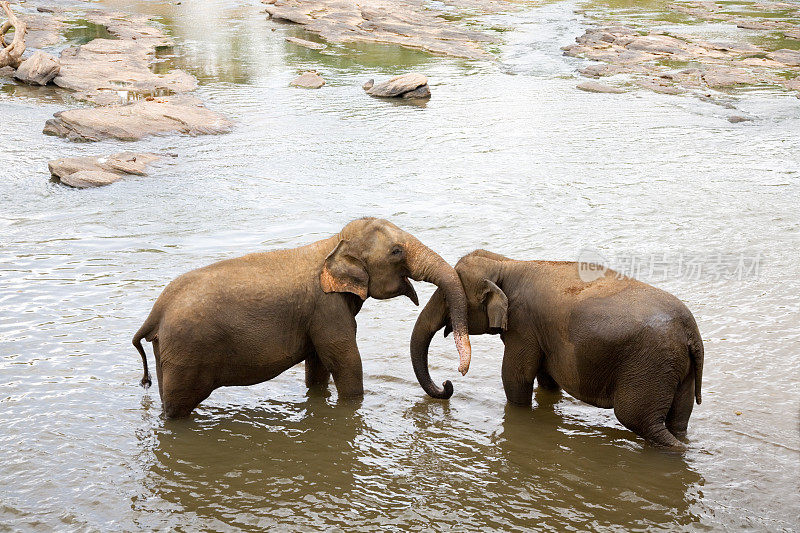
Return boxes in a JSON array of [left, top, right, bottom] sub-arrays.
[[23, 12, 66, 49], [264, 0, 495, 59], [363, 73, 430, 98], [54, 38, 196, 104], [48, 11, 193, 104], [290, 70, 325, 88], [49, 152, 160, 188], [42, 95, 233, 142], [285, 37, 326, 50], [577, 80, 625, 93], [14, 50, 60, 85], [767, 49, 800, 66]]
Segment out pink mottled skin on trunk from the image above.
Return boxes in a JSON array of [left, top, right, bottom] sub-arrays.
[[455, 330, 471, 375]]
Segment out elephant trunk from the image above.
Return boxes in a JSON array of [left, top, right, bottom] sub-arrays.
[[410, 288, 454, 399], [405, 241, 471, 377]]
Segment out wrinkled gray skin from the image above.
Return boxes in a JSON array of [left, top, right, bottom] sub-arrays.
[[411, 250, 704, 451], [133, 218, 471, 418]]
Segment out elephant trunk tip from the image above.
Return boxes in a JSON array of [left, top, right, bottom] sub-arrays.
[[140, 373, 152, 389], [455, 329, 471, 376], [441, 380, 454, 399]]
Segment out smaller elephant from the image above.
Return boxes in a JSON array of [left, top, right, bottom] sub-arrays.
[[411, 250, 704, 451], [133, 218, 472, 418]]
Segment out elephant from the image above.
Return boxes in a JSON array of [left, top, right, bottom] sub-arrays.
[[410, 249, 704, 451], [133, 218, 471, 418]]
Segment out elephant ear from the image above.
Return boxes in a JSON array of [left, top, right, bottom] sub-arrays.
[[482, 279, 508, 331], [320, 239, 369, 300]]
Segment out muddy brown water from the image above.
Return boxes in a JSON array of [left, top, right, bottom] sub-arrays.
[[1, 0, 799, 530]]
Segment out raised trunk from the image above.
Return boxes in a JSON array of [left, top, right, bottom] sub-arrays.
[[410, 288, 454, 399], [404, 239, 471, 392]]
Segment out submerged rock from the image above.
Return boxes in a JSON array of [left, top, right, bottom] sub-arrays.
[[363, 73, 431, 98], [576, 80, 625, 93], [290, 70, 325, 88], [13, 51, 60, 85], [43, 95, 232, 142], [49, 152, 160, 188], [285, 37, 326, 50], [727, 115, 752, 123]]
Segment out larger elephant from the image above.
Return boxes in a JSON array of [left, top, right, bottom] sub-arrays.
[[133, 218, 471, 418], [411, 249, 704, 451]]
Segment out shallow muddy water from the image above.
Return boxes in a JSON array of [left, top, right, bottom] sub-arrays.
[[1, 0, 799, 530]]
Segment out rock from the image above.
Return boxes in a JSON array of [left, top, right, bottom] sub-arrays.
[[54, 38, 196, 104], [579, 63, 634, 78], [83, 10, 174, 47], [400, 84, 431, 99], [783, 28, 800, 40], [13, 51, 60, 85], [782, 77, 800, 92], [727, 115, 751, 123], [637, 77, 684, 94], [0, 65, 14, 78], [363, 73, 430, 98], [23, 12, 66, 48], [264, 0, 495, 60], [59, 170, 130, 188], [566, 21, 800, 97], [693, 40, 763, 55], [735, 19, 791, 30], [290, 70, 325, 88], [285, 37, 326, 50], [576, 80, 625, 93], [42, 95, 232, 142], [49, 152, 160, 188], [701, 67, 761, 88], [767, 49, 800, 66]]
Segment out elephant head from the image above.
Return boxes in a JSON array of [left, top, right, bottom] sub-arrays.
[[410, 250, 511, 399], [320, 218, 471, 376]]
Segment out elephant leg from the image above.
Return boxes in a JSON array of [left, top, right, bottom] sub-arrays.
[[311, 317, 363, 399], [613, 377, 685, 451], [160, 364, 215, 418], [536, 369, 560, 392], [153, 338, 164, 401], [666, 374, 695, 440], [305, 351, 331, 388], [502, 339, 537, 406]]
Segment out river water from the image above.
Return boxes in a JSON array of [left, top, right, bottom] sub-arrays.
[[1, 0, 799, 530]]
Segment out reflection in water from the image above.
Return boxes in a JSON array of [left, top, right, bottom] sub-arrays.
[[137, 395, 366, 529], [496, 395, 704, 529]]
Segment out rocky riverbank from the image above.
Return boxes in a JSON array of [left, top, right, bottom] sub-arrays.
[[1, 0, 230, 145], [566, 1, 800, 98]]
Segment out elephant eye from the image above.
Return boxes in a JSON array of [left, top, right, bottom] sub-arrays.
[[391, 247, 403, 256]]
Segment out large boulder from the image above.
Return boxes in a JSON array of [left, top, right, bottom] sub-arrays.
[[49, 152, 160, 188], [14, 51, 60, 85], [43, 95, 232, 142], [363, 73, 431, 99]]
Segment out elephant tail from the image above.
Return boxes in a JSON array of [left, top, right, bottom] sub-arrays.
[[132, 318, 157, 389], [688, 332, 704, 405]]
